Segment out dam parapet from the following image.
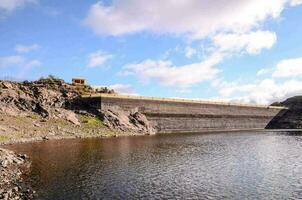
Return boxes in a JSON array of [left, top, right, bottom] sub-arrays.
[[82, 94, 286, 133]]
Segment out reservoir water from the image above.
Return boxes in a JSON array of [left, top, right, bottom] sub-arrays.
[[5, 131, 302, 199]]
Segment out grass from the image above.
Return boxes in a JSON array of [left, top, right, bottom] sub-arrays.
[[27, 114, 40, 120], [0, 135, 9, 142], [80, 115, 104, 127]]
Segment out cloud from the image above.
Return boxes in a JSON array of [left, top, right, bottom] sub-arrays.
[[257, 68, 273, 76], [0, 0, 37, 12], [109, 84, 137, 95], [87, 50, 112, 68], [85, 0, 302, 103], [0, 55, 40, 68], [0, 55, 24, 68], [84, 0, 299, 38], [220, 55, 302, 104], [15, 44, 40, 53], [214, 79, 302, 105], [272, 57, 302, 78], [23, 59, 40, 68], [122, 53, 222, 87], [185, 46, 197, 58], [290, 0, 302, 6], [212, 31, 277, 54]]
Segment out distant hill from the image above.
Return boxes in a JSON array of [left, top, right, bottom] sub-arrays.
[[266, 96, 302, 129]]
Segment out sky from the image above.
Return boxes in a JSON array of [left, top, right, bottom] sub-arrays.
[[1, 0, 302, 105]]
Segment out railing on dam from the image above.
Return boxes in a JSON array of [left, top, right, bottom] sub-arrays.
[[81, 94, 287, 110]]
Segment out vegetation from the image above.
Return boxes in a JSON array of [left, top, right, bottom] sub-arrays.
[[80, 115, 104, 127], [35, 75, 64, 85], [0, 135, 8, 142]]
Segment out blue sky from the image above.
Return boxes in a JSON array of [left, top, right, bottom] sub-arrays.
[[1, 0, 302, 104]]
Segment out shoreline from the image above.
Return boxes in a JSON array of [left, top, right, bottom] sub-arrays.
[[0, 113, 150, 146], [0, 131, 143, 146], [1, 126, 302, 147]]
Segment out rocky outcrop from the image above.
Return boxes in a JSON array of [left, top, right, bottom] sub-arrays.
[[0, 148, 34, 199], [0, 77, 154, 134], [266, 96, 302, 129], [100, 108, 155, 135], [0, 78, 79, 122]]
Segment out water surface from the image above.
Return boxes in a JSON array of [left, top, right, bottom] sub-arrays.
[[5, 131, 302, 199]]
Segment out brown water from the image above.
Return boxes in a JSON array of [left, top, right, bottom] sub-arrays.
[[5, 131, 302, 199]]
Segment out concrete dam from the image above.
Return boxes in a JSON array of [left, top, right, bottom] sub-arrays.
[[82, 94, 286, 134]]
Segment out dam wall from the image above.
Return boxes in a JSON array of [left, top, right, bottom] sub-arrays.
[[82, 94, 285, 133]]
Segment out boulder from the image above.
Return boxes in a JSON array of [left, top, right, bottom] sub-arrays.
[[55, 109, 80, 126], [100, 108, 155, 134]]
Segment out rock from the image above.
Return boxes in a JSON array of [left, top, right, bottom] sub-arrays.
[[100, 108, 155, 135], [18, 154, 28, 160], [33, 123, 41, 127], [267, 96, 302, 129], [42, 136, 49, 140], [130, 111, 155, 134], [100, 108, 133, 131], [57, 109, 80, 126], [9, 126, 20, 131], [1, 160, 8, 168], [1, 82, 13, 89], [0, 148, 34, 199], [12, 187, 18, 192], [0, 125, 7, 132], [3, 192, 9, 200], [0, 79, 79, 119]]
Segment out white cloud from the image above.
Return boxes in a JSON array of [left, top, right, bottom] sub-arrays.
[[215, 79, 302, 105], [122, 53, 222, 87], [0, 55, 40, 68], [290, 0, 302, 6], [87, 50, 112, 68], [212, 31, 277, 54], [185, 46, 197, 58], [15, 44, 39, 53], [24, 59, 40, 68], [84, 0, 302, 103], [0, 55, 24, 68], [109, 84, 137, 95], [272, 57, 302, 78], [257, 68, 273, 76], [84, 0, 298, 38], [0, 0, 37, 12]]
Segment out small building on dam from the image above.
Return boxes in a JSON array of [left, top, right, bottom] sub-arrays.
[[82, 94, 286, 134]]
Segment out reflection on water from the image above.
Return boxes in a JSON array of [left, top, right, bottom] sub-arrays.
[[5, 131, 302, 199]]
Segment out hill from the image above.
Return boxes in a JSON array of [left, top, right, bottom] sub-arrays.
[[0, 76, 153, 144], [267, 96, 302, 129]]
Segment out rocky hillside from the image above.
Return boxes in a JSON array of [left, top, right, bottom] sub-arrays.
[[0, 148, 34, 199], [0, 76, 154, 144], [0, 77, 80, 121], [266, 96, 302, 129]]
